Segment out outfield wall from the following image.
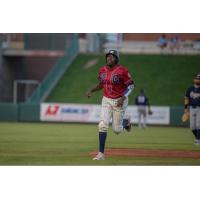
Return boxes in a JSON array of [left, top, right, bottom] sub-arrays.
[[0, 103, 188, 127], [0, 103, 40, 122], [40, 103, 170, 125]]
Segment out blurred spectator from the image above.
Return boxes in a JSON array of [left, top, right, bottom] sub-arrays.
[[193, 39, 200, 51], [158, 34, 168, 50], [106, 33, 118, 43], [0, 33, 10, 49], [0, 34, 5, 48], [169, 35, 181, 52]]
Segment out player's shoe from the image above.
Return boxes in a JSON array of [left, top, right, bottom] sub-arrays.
[[194, 139, 200, 145], [93, 152, 105, 160], [123, 118, 132, 132], [126, 122, 132, 132]]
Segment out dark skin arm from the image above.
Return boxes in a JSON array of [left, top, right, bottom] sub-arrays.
[[184, 97, 189, 113], [86, 83, 126, 106], [116, 96, 127, 107], [117, 82, 134, 107], [85, 83, 103, 98]]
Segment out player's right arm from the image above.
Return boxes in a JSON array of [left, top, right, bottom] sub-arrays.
[[184, 87, 190, 113], [86, 67, 106, 98], [182, 96, 190, 122], [146, 97, 153, 115], [86, 67, 105, 98], [184, 96, 189, 112], [85, 83, 103, 98], [181, 87, 190, 122]]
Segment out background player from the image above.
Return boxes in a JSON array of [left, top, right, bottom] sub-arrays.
[[183, 73, 200, 145], [135, 89, 152, 129], [86, 50, 135, 160]]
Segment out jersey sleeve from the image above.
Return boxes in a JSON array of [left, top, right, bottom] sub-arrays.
[[185, 87, 191, 98], [122, 68, 134, 86], [98, 68, 105, 85]]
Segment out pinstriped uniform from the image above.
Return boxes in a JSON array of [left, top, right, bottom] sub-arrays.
[[98, 64, 133, 133]]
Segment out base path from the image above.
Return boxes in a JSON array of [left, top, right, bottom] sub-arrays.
[[90, 148, 200, 159]]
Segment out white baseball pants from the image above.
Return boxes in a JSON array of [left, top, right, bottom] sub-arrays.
[[98, 96, 128, 133]]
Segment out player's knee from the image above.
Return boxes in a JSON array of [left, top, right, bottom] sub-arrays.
[[98, 120, 109, 132], [190, 125, 196, 130]]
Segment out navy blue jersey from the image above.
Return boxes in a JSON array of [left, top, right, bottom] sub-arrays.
[[185, 86, 200, 107], [135, 95, 149, 106]]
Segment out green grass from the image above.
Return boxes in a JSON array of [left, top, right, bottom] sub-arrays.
[[1, 122, 200, 165], [47, 54, 200, 106]]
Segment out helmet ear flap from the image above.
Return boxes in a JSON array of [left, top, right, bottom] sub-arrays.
[[115, 57, 119, 64]]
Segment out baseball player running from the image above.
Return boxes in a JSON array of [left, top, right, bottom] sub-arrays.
[[183, 73, 200, 145], [86, 50, 135, 160]]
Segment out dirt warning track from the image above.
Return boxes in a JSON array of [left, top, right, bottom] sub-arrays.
[[90, 148, 200, 158]]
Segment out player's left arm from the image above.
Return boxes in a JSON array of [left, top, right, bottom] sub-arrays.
[[184, 88, 190, 113], [117, 83, 134, 107], [123, 68, 135, 97], [117, 69, 135, 107], [181, 88, 190, 122], [124, 83, 135, 97], [146, 97, 153, 115], [184, 96, 189, 112]]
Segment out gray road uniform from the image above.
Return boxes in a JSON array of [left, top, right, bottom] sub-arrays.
[[135, 94, 150, 128], [185, 85, 200, 143]]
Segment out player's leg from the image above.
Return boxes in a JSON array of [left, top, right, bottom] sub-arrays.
[[190, 108, 198, 144], [112, 97, 130, 133], [123, 112, 132, 131], [93, 97, 112, 160], [141, 110, 145, 128], [139, 107, 145, 129], [195, 108, 200, 144], [138, 109, 142, 128], [192, 129, 198, 140], [143, 116, 147, 128], [141, 113, 145, 128], [143, 107, 147, 128], [112, 108, 124, 134]]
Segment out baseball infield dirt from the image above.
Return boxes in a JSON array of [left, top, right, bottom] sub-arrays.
[[90, 148, 200, 158]]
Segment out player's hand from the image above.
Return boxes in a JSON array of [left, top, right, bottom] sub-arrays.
[[148, 109, 153, 115], [182, 110, 189, 122], [85, 90, 92, 98], [117, 96, 126, 107]]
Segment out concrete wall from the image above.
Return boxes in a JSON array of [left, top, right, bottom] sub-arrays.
[[0, 49, 3, 101], [0, 103, 40, 122], [23, 56, 60, 80], [24, 33, 73, 50], [0, 55, 61, 102], [0, 57, 17, 102]]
